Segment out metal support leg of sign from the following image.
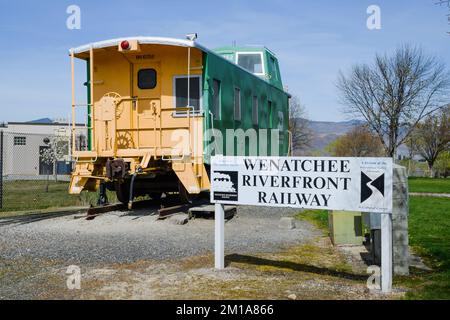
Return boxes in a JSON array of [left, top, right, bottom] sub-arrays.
[[215, 203, 225, 269], [381, 212, 393, 293]]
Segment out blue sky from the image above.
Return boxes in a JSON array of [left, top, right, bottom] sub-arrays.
[[0, 0, 449, 122]]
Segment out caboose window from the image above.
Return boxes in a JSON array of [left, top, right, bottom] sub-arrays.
[[252, 96, 259, 125], [236, 52, 264, 75], [277, 111, 284, 130], [268, 100, 273, 128], [138, 69, 157, 89], [174, 76, 201, 112], [270, 57, 279, 81], [234, 87, 241, 121], [212, 79, 221, 120]]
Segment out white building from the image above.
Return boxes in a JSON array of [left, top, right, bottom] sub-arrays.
[[1, 118, 87, 180]]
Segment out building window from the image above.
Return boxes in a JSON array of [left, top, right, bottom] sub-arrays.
[[234, 87, 241, 121], [252, 96, 258, 125], [137, 69, 157, 89], [212, 79, 221, 120], [14, 136, 26, 146], [236, 52, 264, 75], [174, 76, 201, 112]]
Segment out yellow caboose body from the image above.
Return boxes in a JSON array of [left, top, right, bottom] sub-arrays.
[[70, 38, 210, 205], [69, 36, 290, 206]]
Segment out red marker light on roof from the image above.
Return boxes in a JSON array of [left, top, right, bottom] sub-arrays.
[[120, 40, 130, 50]]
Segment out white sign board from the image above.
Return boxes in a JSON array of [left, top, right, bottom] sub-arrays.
[[211, 156, 393, 213]]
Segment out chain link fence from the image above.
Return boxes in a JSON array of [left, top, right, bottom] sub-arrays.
[[0, 130, 100, 213]]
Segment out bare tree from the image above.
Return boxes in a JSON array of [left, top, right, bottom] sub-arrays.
[[288, 96, 311, 155], [404, 134, 418, 160], [435, 0, 450, 33], [325, 125, 384, 157], [337, 45, 450, 157], [414, 106, 450, 177], [434, 151, 450, 177], [40, 135, 69, 191], [403, 133, 420, 175]]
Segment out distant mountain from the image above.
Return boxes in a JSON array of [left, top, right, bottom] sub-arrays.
[[306, 119, 364, 152], [298, 119, 413, 159], [27, 118, 53, 124], [308, 119, 363, 135]]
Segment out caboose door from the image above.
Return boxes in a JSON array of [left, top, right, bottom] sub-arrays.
[[132, 62, 161, 149]]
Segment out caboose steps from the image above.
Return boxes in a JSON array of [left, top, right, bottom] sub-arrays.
[[73, 151, 98, 158]]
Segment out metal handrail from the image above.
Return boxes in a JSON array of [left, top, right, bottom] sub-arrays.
[[71, 102, 93, 155], [160, 106, 195, 161], [113, 97, 196, 160], [71, 95, 199, 159], [114, 97, 157, 154], [209, 110, 221, 155]]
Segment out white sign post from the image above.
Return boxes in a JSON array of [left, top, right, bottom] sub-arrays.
[[215, 203, 225, 269], [211, 156, 394, 292], [381, 212, 393, 293]]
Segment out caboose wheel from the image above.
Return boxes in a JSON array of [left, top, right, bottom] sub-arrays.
[[115, 181, 130, 205]]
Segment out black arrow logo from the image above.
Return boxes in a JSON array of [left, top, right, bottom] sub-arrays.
[[361, 172, 385, 203]]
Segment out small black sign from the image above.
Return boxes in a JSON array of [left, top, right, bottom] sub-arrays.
[[212, 171, 239, 202]]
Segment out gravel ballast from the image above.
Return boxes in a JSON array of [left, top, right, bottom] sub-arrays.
[[0, 205, 320, 265]]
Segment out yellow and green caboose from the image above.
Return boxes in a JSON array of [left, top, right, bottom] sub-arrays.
[[69, 36, 290, 206]]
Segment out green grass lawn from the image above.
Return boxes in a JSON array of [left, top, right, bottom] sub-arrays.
[[399, 196, 450, 299], [295, 196, 450, 299], [1, 180, 116, 214], [408, 177, 450, 194], [295, 209, 329, 232]]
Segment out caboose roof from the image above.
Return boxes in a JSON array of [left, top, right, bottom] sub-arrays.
[[70, 36, 208, 55], [70, 36, 290, 96]]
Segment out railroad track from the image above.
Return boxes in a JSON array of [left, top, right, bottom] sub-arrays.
[[85, 196, 211, 221]]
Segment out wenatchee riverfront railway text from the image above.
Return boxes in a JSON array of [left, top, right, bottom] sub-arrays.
[[242, 158, 352, 207], [211, 156, 393, 213]]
